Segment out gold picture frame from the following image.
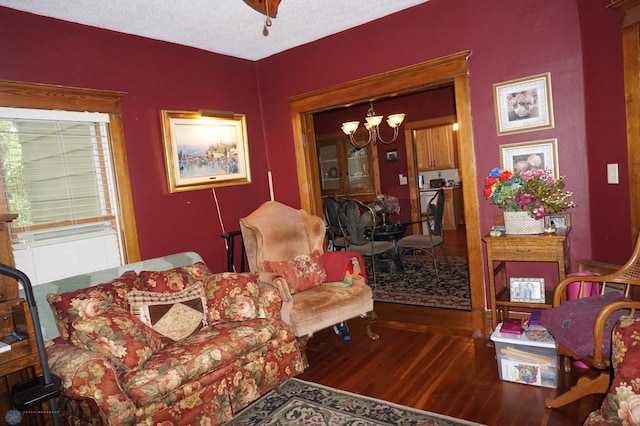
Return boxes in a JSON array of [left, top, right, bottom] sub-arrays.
[[493, 73, 554, 135], [160, 110, 251, 193]]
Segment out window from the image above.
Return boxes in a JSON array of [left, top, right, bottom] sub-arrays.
[[0, 81, 140, 285]]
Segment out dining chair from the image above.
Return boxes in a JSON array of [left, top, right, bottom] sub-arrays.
[[337, 198, 395, 288], [396, 189, 449, 276], [322, 195, 347, 251]]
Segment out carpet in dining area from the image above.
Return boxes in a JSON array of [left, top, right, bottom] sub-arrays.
[[371, 256, 471, 311], [225, 378, 484, 426]]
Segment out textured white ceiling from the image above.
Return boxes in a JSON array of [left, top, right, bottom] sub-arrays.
[[0, 0, 429, 61]]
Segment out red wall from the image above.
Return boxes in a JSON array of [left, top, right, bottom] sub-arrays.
[[0, 0, 630, 281], [0, 7, 272, 271]]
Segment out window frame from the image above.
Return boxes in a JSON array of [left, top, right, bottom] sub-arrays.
[[0, 80, 140, 263]]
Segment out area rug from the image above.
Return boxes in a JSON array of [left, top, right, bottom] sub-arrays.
[[372, 256, 471, 311], [226, 378, 484, 426]]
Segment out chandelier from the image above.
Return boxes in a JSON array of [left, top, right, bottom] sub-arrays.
[[341, 102, 405, 148]]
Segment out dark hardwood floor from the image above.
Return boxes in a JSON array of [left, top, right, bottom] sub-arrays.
[[299, 228, 604, 425]]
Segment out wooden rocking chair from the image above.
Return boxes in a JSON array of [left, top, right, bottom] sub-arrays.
[[541, 233, 640, 408]]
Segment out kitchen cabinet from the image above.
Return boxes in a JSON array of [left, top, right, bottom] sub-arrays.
[[414, 124, 457, 171], [443, 187, 463, 230], [317, 132, 379, 198]]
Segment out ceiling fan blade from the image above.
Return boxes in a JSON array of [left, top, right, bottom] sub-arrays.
[[242, 0, 282, 19]]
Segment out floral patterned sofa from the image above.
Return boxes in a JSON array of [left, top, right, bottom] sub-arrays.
[[584, 316, 640, 425], [36, 252, 304, 425]]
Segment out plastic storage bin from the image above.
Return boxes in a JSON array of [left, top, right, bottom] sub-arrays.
[[490, 324, 558, 388]]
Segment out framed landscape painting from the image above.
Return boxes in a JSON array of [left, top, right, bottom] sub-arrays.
[[161, 110, 251, 193], [494, 73, 554, 135]]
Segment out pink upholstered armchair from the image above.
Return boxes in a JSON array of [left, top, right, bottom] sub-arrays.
[[240, 201, 378, 366]]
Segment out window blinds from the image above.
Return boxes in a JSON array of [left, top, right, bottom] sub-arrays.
[[0, 108, 123, 285]]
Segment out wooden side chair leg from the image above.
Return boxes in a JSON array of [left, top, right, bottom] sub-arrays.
[[296, 335, 311, 368], [365, 311, 379, 340], [545, 372, 610, 408]]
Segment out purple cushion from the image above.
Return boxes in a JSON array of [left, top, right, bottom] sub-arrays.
[[540, 292, 630, 358]]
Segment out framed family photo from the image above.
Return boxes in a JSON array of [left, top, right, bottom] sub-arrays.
[[161, 110, 251, 193], [385, 149, 399, 162], [510, 278, 546, 304], [493, 73, 554, 135], [500, 139, 558, 178]]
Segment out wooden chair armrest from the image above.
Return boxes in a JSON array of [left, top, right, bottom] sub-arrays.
[[590, 301, 640, 364]]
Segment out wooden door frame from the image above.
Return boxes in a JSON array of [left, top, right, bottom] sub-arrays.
[[288, 51, 487, 337]]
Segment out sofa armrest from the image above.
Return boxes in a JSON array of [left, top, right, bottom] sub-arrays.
[[46, 342, 137, 424], [258, 271, 292, 302]]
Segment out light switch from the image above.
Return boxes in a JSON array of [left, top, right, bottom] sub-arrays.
[[399, 174, 408, 185], [607, 163, 619, 184]]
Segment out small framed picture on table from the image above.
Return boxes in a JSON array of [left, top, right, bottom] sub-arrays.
[[510, 278, 546, 303]]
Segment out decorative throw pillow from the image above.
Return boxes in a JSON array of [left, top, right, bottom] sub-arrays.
[[322, 251, 366, 286], [71, 305, 165, 372], [128, 282, 208, 341], [46, 270, 142, 342], [138, 262, 211, 293], [540, 291, 631, 358], [264, 250, 326, 294], [204, 272, 261, 322]]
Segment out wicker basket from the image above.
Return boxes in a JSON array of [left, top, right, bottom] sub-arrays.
[[503, 211, 544, 235]]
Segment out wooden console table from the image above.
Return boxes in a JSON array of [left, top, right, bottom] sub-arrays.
[[483, 229, 571, 329]]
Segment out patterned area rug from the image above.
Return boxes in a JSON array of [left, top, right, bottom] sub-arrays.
[[372, 256, 471, 311], [226, 378, 484, 426]]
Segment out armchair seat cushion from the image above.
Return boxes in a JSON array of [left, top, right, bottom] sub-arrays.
[[287, 280, 373, 337], [540, 292, 630, 358]]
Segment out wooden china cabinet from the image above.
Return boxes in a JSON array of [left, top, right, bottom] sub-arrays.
[[0, 214, 51, 425], [316, 130, 380, 201]]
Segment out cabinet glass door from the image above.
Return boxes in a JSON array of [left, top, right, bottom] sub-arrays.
[[346, 145, 371, 193], [318, 144, 341, 191]]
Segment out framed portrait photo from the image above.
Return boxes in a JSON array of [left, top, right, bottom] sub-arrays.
[[510, 278, 546, 304], [160, 110, 251, 193], [500, 138, 558, 178], [493, 73, 554, 135]]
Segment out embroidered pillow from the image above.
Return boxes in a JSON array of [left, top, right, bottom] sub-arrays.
[[46, 271, 141, 343], [128, 282, 208, 341], [72, 305, 165, 373], [322, 251, 366, 286], [138, 262, 211, 293], [264, 250, 326, 293]]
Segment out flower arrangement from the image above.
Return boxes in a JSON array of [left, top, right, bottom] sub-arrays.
[[369, 194, 400, 216], [484, 167, 574, 220]]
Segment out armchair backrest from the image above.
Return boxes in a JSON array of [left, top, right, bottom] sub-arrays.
[[240, 201, 325, 272]]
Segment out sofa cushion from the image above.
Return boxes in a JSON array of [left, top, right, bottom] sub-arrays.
[[264, 250, 326, 293], [584, 316, 640, 425], [540, 291, 630, 358], [121, 318, 290, 405], [71, 305, 165, 373], [139, 262, 211, 293], [46, 271, 142, 342], [205, 272, 262, 322], [128, 282, 208, 341]]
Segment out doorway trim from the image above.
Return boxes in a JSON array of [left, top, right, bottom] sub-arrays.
[[288, 51, 486, 337]]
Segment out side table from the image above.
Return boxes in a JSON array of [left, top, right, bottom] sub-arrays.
[[483, 229, 571, 329]]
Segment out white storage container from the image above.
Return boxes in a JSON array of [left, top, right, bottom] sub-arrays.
[[490, 324, 558, 388]]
